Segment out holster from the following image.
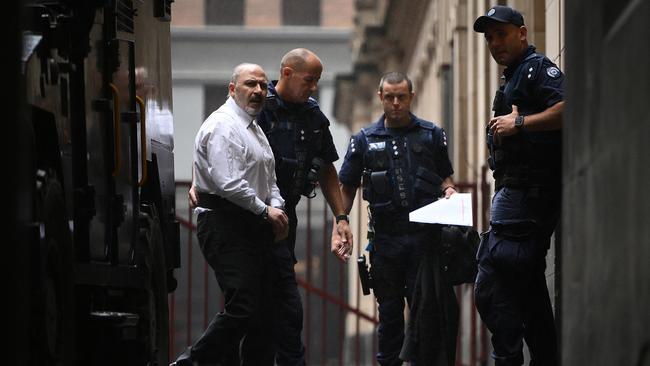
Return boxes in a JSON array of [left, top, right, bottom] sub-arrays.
[[357, 255, 373, 295]]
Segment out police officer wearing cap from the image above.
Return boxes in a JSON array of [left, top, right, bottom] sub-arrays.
[[335, 72, 458, 366], [473, 5, 565, 366]]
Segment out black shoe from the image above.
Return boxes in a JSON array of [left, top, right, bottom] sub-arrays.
[[169, 360, 194, 366]]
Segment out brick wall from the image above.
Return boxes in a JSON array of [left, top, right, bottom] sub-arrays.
[[246, 0, 281, 27], [171, 0, 204, 26]]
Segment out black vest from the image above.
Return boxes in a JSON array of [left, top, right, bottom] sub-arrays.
[[361, 122, 443, 224]]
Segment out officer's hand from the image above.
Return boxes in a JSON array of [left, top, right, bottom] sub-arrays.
[[267, 207, 289, 241], [336, 220, 354, 261], [444, 186, 457, 198], [188, 185, 198, 208], [330, 222, 352, 262], [489, 104, 520, 145]]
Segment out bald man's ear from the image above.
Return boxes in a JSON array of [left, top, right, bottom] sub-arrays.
[[281, 66, 293, 78], [228, 82, 235, 96]]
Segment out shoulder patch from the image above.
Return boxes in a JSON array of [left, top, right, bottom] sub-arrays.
[[546, 66, 561, 78], [368, 141, 386, 151]]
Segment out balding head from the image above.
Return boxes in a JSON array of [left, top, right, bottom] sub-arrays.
[[280, 48, 322, 72], [275, 48, 323, 103], [228, 63, 268, 116], [230, 63, 262, 84]]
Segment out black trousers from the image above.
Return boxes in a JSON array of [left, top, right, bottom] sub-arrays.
[[240, 207, 306, 366], [174, 208, 274, 366]]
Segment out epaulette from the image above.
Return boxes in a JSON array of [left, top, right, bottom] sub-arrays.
[[417, 120, 436, 131], [522, 53, 546, 80]]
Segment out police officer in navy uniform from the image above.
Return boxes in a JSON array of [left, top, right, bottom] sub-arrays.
[[335, 72, 458, 365], [245, 48, 353, 365], [473, 6, 565, 366], [189, 49, 352, 365]]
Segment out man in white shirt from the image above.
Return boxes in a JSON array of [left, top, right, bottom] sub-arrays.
[[171, 63, 288, 366]]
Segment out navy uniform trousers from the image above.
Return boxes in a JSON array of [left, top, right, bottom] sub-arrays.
[[475, 187, 560, 366], [370, 229, 427, 366]]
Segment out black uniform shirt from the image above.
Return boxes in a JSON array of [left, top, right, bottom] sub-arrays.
[[257, 82, 339, 208], [495, 46, 565, 182]]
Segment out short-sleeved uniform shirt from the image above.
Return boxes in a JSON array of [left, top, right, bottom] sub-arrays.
[[340, 114, 453, 254], [257, 82, 339, 210], [495, 45, 565, 184]]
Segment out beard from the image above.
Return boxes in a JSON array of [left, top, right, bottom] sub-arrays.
[[244, 105, 262, 116], [235, 93, 263, 116]]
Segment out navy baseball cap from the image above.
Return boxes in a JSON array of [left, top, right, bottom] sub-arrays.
[[473, 5, 525, 33]]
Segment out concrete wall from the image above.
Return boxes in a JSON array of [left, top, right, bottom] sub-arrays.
[[563, 0, 650, 365]]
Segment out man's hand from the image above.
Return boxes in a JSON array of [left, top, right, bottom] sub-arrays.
[[489, 104, 520, 145], [331, 219, 353, 262], [188, 185, 198, 208], [274, 224, 289, 242], [443, 186, 457, 199], [267, 206, 289, 242]]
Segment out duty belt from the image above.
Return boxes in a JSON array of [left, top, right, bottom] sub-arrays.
[[494, 167, 556, 190], [372, 216, 430, 234]]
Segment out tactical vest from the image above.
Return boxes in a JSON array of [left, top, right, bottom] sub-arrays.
[[264, 95, 326, 203], [488, 52, 560, 189], [361, 122, 443, 225]]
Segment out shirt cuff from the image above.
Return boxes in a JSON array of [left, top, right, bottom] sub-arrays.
[[253, 198, 267, 215], [270, 197, 284, 209]]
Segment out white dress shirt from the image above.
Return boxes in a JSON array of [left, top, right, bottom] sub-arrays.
[[194, 97, 284, 214]]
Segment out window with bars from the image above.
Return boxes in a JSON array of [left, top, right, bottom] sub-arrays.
[[205, 0, 244, 25], [282, 0, 320, 26], [204, 84, 230, 119]]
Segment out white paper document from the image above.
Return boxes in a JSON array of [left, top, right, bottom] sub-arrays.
[[409, 193, 473, 226]]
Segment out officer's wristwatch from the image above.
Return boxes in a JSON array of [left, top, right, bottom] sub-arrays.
[[335, 214, 349, 224], [514, 115, 525, 129]]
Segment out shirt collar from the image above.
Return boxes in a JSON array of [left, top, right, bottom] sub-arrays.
[[368, 113, 420, 136], [504, 45, 537, 79], [268, 81, 316, 112], [225, 96, 256, 127]]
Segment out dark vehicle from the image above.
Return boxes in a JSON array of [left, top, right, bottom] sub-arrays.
[[14, 0, 179, 365]]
